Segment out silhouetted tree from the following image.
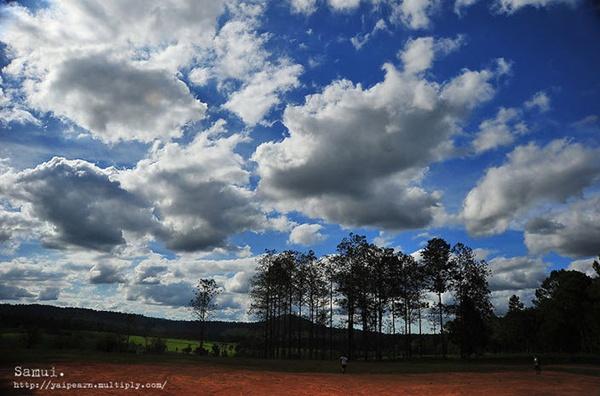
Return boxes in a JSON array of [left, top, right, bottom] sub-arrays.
[[421, 238, 452, 356], [372, 247, 394, 360], [447, 243, 492, 358], [334, 233, 370, 360], [496, 295, 536, 353], [593, 256, 600, 277], [190, 278, 221, 352], [304, 252, 327, 358], [508, 295, 524, 313], [534, 270, 593, 352], [389, 252, 422, 358]]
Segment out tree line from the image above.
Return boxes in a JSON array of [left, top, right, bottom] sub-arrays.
[[244, 234, 600, 360], [490, 261, 600, 355], [247, 234, 494, 360]]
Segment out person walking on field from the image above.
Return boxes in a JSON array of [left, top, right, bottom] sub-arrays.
[[340, 355, 348, 374], [533, 356, 541, 375]]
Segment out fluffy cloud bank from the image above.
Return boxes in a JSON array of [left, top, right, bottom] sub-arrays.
[[119, 127, 269, 252], [289, 0, 439, 30], [28, 55, 206, 143], [494, 0, 579, 14], [399, 35, 464, 74], [471, 107, 528, 154], [254, 48, 507, 230], [463, 140, 600, 236], [488, 255, 548, 292], [0, 0, 226, 142], [0, 123, 275, 253], [288, 223, 326, 245], [0, 157, 161, 251], [525, 196, 600, 257], [455, 0, 580, 14]]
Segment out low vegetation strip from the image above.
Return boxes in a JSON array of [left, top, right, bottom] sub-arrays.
[[0, 329, 237, 357]]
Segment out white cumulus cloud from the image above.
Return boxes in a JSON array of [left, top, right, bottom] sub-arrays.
[[288, 223, 326, 245], [463, 140, 600, 235]]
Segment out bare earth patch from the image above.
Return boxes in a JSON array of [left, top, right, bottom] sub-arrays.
[[2, 362, 600, 395]]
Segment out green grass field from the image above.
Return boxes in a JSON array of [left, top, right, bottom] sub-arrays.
[[127, 334, 236, 355]]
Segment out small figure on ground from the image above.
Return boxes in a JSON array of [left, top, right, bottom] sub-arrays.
[[340, 355, 348, 374], [533, 355, 541, 375]]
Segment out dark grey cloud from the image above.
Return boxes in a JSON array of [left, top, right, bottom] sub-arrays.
[[0, 284, 34, 299], [63, 263, 95, 272], [525, 196, 600, 257], [134, 263, 168, 285], [488, 256, 548, 292], [1, 157, 163, 251], [525, 217, 565, 235], [487, 255, 549, 314], [0, 266, 64, 282], [1, 136, 269, 253], [89, 262, 127, 284], [127, 281, 193, 307], [162, 181, 264, 252]]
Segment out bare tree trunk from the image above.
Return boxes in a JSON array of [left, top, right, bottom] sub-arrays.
[[438, 292, 445, 358], [377, 303, 383, 360], [408, 306, 412, 359], [276, 296, 281, 359], [362, 311, 368, 361], [200, 320, 205, 352], [269, 294, 274, 358], [392, 305, 396, 360], [329, 280, 333, 360], [288, 291, 293, 359], [298, 301, 302, 358], [309, 296, 314, 359], [418, 304, 423, 357], [348, 304, 354, 360], [264, 301, 269, 358]]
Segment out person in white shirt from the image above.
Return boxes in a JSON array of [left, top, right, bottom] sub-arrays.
[[533, 356, 541, 375], [340, 355, 348, 374]]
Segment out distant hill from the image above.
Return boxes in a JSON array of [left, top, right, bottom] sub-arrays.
[[0, 304, 261, 341]]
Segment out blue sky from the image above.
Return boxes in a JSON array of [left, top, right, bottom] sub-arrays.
[[0, 0, 599, 321]]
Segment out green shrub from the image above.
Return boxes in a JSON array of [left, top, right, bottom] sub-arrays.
[[147, 337, 167, 354], [95, 333, 127, 352]]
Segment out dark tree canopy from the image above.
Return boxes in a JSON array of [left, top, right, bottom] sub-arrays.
[[447, 243, 492, 357], [246, 238, 600, 360], [508, 295, 524, 313], [190, 278, 221, 350]]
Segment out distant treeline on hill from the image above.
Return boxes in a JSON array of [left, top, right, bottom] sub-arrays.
[[2, 234, 600, 361], [0, 304, 259, 342]]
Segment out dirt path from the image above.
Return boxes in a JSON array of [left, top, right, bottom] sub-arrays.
[[2, 362, 600, 395]]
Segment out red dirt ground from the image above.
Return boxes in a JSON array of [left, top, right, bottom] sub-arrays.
[[3, 362, 600, 395]]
